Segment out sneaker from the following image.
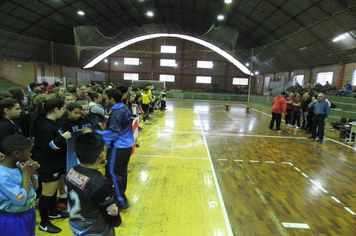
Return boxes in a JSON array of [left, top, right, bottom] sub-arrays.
[[58, 203, 67, 210], [143, 121, 149, 124], [149, 113, 153, 115], [39, 222, 61, 234], [269, 127, 273, 130], [49, 212, 69, 219], [146, 117, 150, 120], [118, 203, 130, 211], [296, 126, 301, 129], [289, 125, 294, 127], [276, 130, 282, 133], [319, 140, 323, 144], [136, 144, 140, 147], [307, 137, 315, 140], [138, 127, 143, 131]]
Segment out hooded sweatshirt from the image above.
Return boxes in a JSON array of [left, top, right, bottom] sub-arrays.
[[271, 96, 287, 114], [0, 117, 22, 153], [31, 116, 66, 174], [58, 116, 80, 133]]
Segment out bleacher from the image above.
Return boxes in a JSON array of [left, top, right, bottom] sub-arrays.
[[0, 77, 28, 94]]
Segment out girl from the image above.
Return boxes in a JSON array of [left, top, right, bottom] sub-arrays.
[[0, 98, 22, 153], [58, 103, 82, 133], [62, 93, 75, 111], [75, 101, 92, 129], [8, 88, 27, 128], [22, 94, 48, 138], [56, 86, 65, 99], [30, 97, 71, 233], [89, 92, 105, 130]]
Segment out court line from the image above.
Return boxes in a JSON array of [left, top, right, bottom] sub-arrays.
[[132, 154, 208, 160], [249, 108, 356, 172], [282, 223, 310, 229], [345, 207, 356, 215], [197, 112, 234, 236]]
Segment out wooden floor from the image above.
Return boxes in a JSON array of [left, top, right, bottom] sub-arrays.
[[36, 100, 356, 236]]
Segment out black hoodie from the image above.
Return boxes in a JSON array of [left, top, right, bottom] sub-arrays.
[[0, 117, 22, 153], [58, 116, 80, 133], [31, 116, 67, 174]]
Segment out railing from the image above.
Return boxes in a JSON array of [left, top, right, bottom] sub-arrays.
[[167, 92, 248, 102]]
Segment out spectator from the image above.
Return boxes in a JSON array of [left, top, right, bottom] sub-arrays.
[[285, 92, 295, 126], [77, 85, 90, 103], [323, 81, 331, 92], [336, 81, 352, 96], [27, 82, 41, 110], [300, 92, 312, 131], [269, 92, 287, 132], [291, 93, 303, 128], [40, 82, 49, 93]]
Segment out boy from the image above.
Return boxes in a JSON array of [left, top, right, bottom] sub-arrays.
[[65, 133, 122, 235], [142, 88, 150, 124], [160, 88, 167, 111], [0, 135, 40, 236], [76, 101, 92, 129]]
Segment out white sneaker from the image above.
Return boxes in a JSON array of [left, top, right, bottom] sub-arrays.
[[143, 121, 149, 124], [296, 126, 301, 129], [276, 130, 282, 133]]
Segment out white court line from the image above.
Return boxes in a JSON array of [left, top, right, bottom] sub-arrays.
[[282, 162, 291, 165], [282, 223, 310, 229], [294, 167, 300, 171], [250, 160, 260, 163], [132, 154, 207, 160], [222, 110, 239, 124], [301, 173, 309, 178], [234, 160, 244, 162], [198, 113, 234, 236], [310, 180, 329, 193], [266, 161, 276, 163], [331, 196, 342, 203], [218, 159, 228, 161], [345, 207, 356, 215], [320, 188, 329, 193]]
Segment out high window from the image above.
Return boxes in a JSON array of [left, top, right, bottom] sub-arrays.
[[316, 72, 333, 85], [160, 74, 175, 82], [161, 46, 176, 53], [124, 58, 140, 65], [233, 78, 248, 85], [196, 76, 212, 84], [123, 73, 139, 81], [197, 61, 213, 69]]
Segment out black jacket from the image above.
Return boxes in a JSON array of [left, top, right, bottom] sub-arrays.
[[58, 116, 80, 133], [301, 97, 312, 112], [21, 111, 35, 137], [0, 117, 22, 153], [77, 116, 92, 129], [31, 116, 67, 174]]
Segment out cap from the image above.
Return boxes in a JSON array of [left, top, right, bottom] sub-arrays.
[[29, 82, 40, 90], [41, 81, 49, 86]]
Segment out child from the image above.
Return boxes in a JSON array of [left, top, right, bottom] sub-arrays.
[[62, 93, 75, 111], [0, 98, 22, 153], [30, 97, 71, 233], [88, 92, 105, 129], [135, 94, 144, 131], [142, 88, 150, 124], [58, 103, 82, 133], [76, 100, 92, 129], [160, 88, 167, 111], [0, 135, 40, 236], [65, 132, 122, 235], [56, 86, 66, 99]]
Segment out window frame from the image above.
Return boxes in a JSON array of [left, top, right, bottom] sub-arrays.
[[196, 76, 212, 84]]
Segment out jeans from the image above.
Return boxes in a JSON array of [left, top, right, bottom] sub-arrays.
[[270, 112, 282, 130], [301, 111, 307, 129], [286, 109, 293, 125], [311, 114, 326, 140], [292, 111, 301, 127]]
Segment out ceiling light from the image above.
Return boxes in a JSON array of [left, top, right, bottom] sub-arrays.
[[333, 34, 346, 42], [114, 62, 118, 65], [255, 71, 259, 75], [77, 11, 85, 16], [147, 11, 154, 17], [225, 0, 232, 3], [104, 59, 108, 63], [245, 63, 249, 67], [217, 15, 224, 20]]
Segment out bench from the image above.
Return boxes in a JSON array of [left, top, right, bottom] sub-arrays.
[[225, 104, 251, 113]]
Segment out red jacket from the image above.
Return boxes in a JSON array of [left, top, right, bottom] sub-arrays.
[[271, 96, 287, 114]]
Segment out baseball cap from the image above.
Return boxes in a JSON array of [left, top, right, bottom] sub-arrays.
[[29, 82, 40, 90]]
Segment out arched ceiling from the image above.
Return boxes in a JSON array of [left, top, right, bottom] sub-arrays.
[[1, 0, 354, 49]]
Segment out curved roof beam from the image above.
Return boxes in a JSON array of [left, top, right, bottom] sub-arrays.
[[84, 33, 254, 76]]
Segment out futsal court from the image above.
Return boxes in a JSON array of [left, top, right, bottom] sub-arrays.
[[37, 100, 356, 236]]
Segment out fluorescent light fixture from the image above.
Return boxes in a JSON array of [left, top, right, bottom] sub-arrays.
[[245, 63, 249, 67], [160, 59, 177, 67], [161, 45, 176, 53], [84, 34, 254, 75], [114, 62, 118, 65], [124, 58, 140, 65], [217, 15, 224, 20], [77, 11, 85, 15], [147, 11, 154, 17], [233, 78, 248, 85], [124, 73, 139, 81], [159, 74, 175, 82], [197, 61, 213, 68], [104, 59, 108, 63], [255, 71, 259, 75], [225, 0, 232, 3], [333, 34, 346, 42], [196, 76, 211, 84]]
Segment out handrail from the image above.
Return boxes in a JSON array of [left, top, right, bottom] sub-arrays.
[[266, 84, 294, 102]]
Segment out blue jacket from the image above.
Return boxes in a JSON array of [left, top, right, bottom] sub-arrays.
[[97, 103, 134, 149]]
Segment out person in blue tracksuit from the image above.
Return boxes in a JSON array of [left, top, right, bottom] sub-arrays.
[[96, 89, 134, 210]]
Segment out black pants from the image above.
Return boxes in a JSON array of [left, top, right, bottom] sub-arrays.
[[270, 112, 282, 130], [292, 111, 301, 127], [142, 104, 149, 121], [105, 147, 132, 205], [312, 114, 326, 140], [286, 109, 293, 124], [307, 112, 313, 132], [160, 101, 166, 110]]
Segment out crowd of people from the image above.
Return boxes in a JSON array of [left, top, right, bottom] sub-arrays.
[[270, 91, 330, 143], [0, 80, 167, 235]]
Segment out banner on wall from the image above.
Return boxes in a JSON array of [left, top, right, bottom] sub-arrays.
[[66, 117, 140, 172]]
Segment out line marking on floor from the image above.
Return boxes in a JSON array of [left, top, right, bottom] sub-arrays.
[[132, 154, 208, 160], [331, 196, 342, 203], [301, 173, 309, 178], [250, 160, 260, 162], [222, 110, 239, 124], [294, 167, 300, 171], [282, 162, 291, 164], [345, 207, 356, 215], [269, 211, 288, 236], [197, 112, 234, 236], [218, 159, 228, 161], [266, 161, 276, 163], [282, 222, 310, 229], [320, 188, 329, 193], [255, 188, 268, 204], [234, 160, 244, 162], [327, 138, 356, 150]]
